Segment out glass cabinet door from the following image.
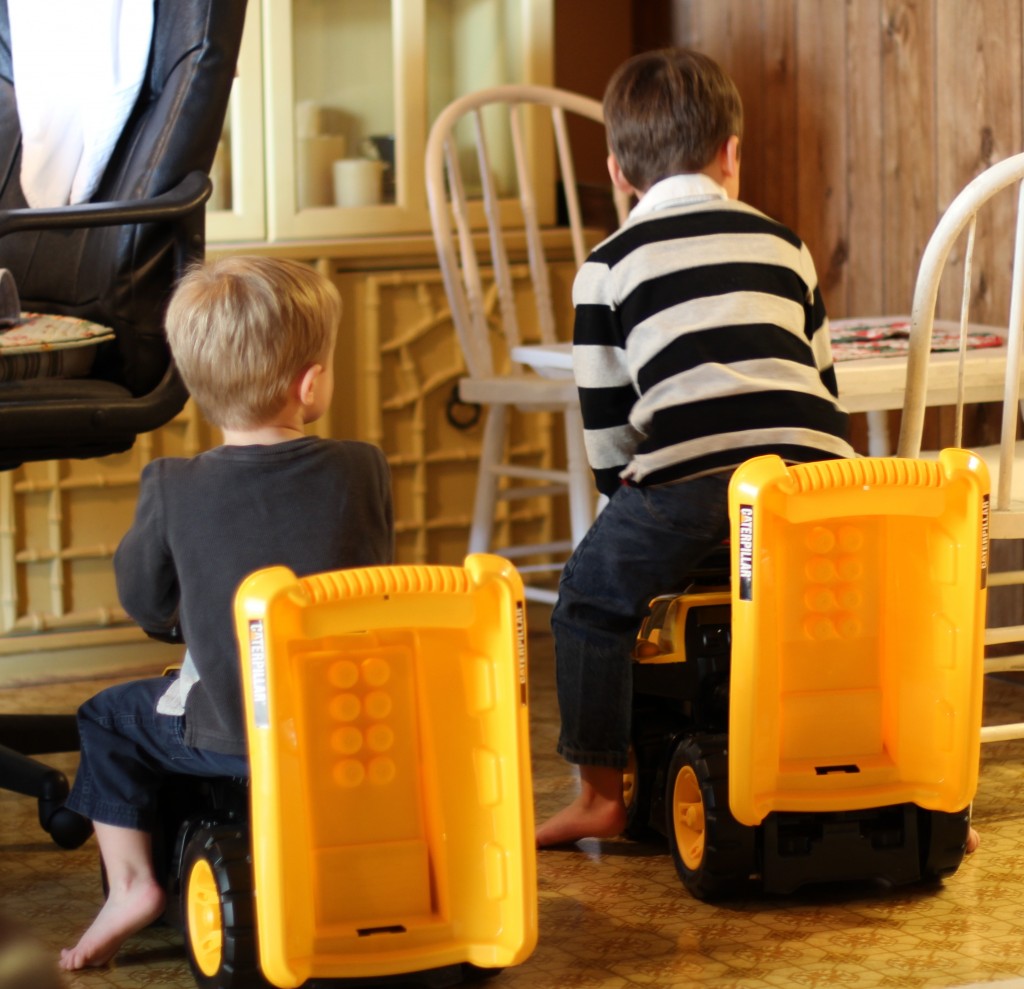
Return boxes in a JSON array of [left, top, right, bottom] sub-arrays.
[[206, 0, 552, 244], [425, 0, 554, 227], [262, 0, 410, 239], [426, 0, 538, 196], [206, 0, 266, 243], [261, 0, 552, 242]]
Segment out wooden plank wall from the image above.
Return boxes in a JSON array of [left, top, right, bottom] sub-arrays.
[[671, 0, 1024, 617], [671, 0, 1023, 327], [558, 0, 1024, 618]]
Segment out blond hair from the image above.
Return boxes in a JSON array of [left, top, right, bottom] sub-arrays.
[[603, 48, 743, 192], [165, 256, 341, 429]]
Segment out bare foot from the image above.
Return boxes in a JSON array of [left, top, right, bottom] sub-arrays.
[[535, 793, 627, 847], [967, 827, 980, 854], [537, 764, 630, 847], [58, 879, 165, 970]]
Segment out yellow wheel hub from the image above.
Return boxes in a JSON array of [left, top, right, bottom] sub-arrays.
[[187, 857, 223, 978], [672, 765, 705, 871]]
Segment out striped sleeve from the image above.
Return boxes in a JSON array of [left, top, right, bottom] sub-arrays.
[[572, 258, 642, 496], [799, 246, 839, 398]]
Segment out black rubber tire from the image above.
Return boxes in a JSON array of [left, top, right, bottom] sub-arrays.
[[460, 962, 505, 983], [622, 743, 657, 841], [665, 733, 756, 900], [920, 807, 971, 881], [181, 825, 267, 989]]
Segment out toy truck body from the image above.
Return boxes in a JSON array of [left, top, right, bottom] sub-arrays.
[[169, 555, 536, 989], [626, 451, 990, 899]]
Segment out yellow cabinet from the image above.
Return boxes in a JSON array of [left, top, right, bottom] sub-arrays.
[[208, 0, 553, 243]]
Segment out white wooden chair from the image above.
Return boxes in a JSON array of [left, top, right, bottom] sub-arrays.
[[425, 84, 629, 603], [896, 151, 1024, 743]]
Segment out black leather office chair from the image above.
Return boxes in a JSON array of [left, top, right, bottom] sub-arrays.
[[0, 0, 246, 467], [0, 0, 247, 846]]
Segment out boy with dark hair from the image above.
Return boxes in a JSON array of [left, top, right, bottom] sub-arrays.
[[536, 48, 855, 847]]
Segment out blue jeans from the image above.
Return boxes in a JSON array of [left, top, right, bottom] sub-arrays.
[[65, 677, 249, 831], [551, 473, 732, 769]]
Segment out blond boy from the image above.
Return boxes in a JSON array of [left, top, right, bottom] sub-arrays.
[[61, 257, 393, 968]]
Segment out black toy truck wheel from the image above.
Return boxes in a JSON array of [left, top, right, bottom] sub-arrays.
[[182, 825, 267, 989], [920, 807, 971, 881], [666, 734, 756, 900], [622, 744, 656, 841]]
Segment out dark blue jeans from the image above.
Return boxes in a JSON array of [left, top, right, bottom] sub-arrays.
[[551, 473, 732, 769], [65, 677, 249, 831]]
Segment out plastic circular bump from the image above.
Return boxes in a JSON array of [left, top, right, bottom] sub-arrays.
[[666, 733, 756, 900], [182, 825, 268, 989], [919, 806, 971, 881]]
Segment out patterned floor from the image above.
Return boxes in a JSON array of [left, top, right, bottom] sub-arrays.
[[2, 627, 1024, 989]]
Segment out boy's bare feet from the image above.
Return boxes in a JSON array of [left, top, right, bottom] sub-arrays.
[[536, 764, 627, 847], [58, 878, 165, 971], [967, 827, 980, 854], [535, 794, 626, 846]]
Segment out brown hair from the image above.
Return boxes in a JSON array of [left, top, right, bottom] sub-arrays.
[[165, 256, 341, 429], [603, 48, 743, 192]]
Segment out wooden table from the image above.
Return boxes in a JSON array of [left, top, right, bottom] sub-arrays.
[[512, 318, 1008, 457]]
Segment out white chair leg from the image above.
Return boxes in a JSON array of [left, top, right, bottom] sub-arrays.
[[468, 404, 508, 554], [564, 404, 594, 547], [864, 410, 891, 457]]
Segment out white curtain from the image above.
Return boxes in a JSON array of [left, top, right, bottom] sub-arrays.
[[9, 0, 154, 207]]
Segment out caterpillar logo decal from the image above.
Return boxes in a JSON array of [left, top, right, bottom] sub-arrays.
[[248, 619, 269, 728], [981, 493, 990, 589], [738, 504, 754, 601], [515, 600, 528, 705]]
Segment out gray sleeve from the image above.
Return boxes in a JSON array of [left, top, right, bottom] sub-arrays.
[[377, 446, 395, 564], [114, 461, 181, 638]]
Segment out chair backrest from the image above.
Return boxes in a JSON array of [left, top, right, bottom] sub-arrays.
[[425, 83, 630, 381], [896, 151, 1024, 520], [896, 153, 1024, 742], [0, 0, 246, 398]]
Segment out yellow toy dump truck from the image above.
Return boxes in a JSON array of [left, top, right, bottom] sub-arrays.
[[169, 554, 536, 989], [625, 451, 989, 900]]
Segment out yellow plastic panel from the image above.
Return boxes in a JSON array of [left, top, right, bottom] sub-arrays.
[[728, 451, 989, 827], [234, 554, 536, 987]]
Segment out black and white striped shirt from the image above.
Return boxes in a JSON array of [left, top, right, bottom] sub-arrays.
[[573, 174, 855, 497]]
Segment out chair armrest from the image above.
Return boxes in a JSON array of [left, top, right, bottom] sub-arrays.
[[144, 622, 184, 645], [0, 170, 212, 237]]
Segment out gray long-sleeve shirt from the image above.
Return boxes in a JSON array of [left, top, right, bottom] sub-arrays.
[[115, 436, 394, 755]]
